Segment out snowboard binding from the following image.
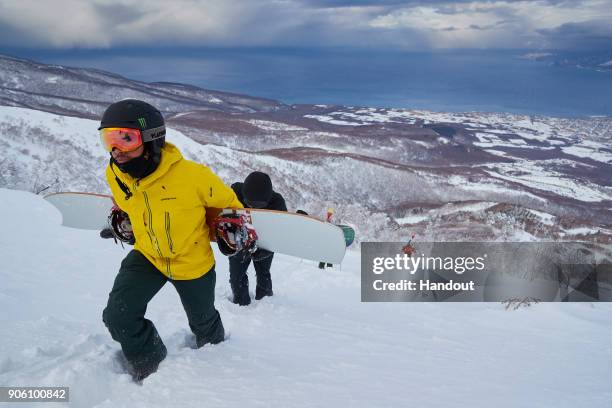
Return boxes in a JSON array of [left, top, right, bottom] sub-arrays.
[[108, 205, 135, 245], [212, 213, 258, 259]]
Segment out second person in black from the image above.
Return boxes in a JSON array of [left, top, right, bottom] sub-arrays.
[[229, 171, 287, 305]]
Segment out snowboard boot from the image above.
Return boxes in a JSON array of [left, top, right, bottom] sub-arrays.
[[232, 289, 251, 306], [116, 345, 167, 384], [255, 286, 273, 300], [255, 274, 273, 300], [194, 312, 226, 348], [230, 274, 251, 305]]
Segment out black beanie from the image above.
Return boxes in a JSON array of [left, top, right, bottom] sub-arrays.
[[242, 171, 273, 205]]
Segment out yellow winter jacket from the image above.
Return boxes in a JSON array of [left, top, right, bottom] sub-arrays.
[[105, 142, 242, 280]]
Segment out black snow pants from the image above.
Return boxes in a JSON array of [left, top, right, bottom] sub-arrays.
[[103, 250, 224, 372], [229, 251, 274, 306]]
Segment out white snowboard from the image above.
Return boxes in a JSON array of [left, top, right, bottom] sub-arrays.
[[220, 208, 347, 264], [44, 192, 347, 264], [45, 192, 113, 230]]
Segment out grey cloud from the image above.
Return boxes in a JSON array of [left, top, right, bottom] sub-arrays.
[[297, 0, 442, 7], [246, 10, 432, 49], [0, 21, 41, 48], [0, 0, 610, 51], [536, 20, 612, 50], [299, 0, 586, 8], [469, 21, 510, 30], [92, 2, 148, 25]]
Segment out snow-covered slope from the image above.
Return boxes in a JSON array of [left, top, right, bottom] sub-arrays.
[[0, 106, 400, 241], [2, 188, 612, 408], [2, 105, 610, 243]]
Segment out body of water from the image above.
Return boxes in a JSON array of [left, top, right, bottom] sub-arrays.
[[7, 48, 612, 118]]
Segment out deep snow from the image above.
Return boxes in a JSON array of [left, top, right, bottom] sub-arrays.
[[1, 188, 612, 408]]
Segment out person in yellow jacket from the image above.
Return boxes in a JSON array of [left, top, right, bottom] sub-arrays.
[[99, 99, 242, 382]]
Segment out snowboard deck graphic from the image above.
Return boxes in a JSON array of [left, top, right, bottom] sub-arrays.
[[338, 224, 355, 247], [44, 192, 349, 264]]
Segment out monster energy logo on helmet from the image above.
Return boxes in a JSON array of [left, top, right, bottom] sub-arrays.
[[138, 117, 147, 129]]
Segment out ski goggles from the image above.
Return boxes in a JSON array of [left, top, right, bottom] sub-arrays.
[[99, 126, 166, 152]]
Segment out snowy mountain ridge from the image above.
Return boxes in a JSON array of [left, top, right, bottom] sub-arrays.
[[0, 54, 283, 118], [0, 55, 611, 243], [1, 103, 610, 243]]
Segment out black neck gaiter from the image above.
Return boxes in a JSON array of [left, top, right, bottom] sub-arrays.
[[112, 149, 159, 180]]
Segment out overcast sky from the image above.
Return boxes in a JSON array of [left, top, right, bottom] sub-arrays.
[[0, 0, 611, 51]]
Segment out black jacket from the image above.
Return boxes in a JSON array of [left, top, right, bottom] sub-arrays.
[[231, 182, 287, 261], [231, 182, 287, 212]]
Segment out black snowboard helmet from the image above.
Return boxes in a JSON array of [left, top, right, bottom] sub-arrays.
[[99, 99, 166, 163], [242, 171, 273, 208]]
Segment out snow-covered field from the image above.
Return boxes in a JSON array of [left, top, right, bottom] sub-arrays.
[[305, 107, 612, 166], [2, 188, 612, 408]]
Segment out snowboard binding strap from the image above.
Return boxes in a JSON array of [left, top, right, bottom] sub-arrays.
[[108, 205, 135, 245], [212, 214, 258, 258]]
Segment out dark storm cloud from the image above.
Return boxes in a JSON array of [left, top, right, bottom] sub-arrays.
[[298, 0, 584, 8], [0, 0, 610, 51], [469, 21, 509, 31], [537, 19, 612, 50]]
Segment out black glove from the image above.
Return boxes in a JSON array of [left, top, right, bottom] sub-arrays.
[[296, 209, 308, 215], [100, 228, 114, 239]]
